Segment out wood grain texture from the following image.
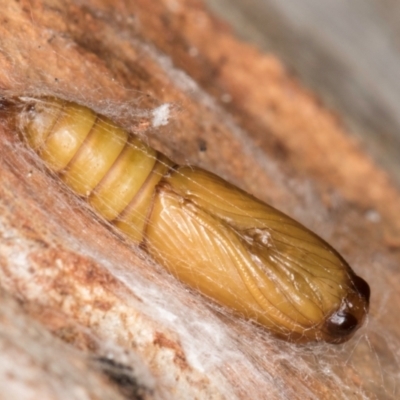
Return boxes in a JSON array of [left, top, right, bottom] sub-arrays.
[[0, 0, 398, 398], [207, 0, 400, 185]]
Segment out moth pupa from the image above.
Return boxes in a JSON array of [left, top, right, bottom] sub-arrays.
[[14, 97, 370, 343]]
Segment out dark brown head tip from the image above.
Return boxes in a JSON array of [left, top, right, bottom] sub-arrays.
[[352, 275, 371, 304], [323, 273, 370, 343], [325, 311, 359, 338]]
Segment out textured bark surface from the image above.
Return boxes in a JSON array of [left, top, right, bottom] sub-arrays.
[[0, 0, 399, 399], [208, 0, 400, 185]]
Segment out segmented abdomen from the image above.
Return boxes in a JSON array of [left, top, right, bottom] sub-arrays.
[[21, 98, 174, 243]]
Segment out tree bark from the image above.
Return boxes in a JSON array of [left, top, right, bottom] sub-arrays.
[[0, 0, 398, 398]]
